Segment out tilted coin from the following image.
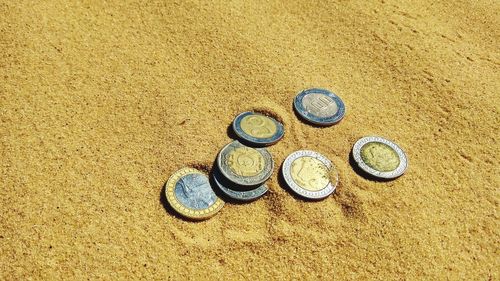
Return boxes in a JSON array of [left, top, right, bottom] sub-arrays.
[[212, 168, 268, 201], [232, 111, 285, 146], [217, 140, 274, 186], [165, 167, 224, 220], [352, 136, 408, 179], [282, 150, 338, 200], [293, 88, 346, 126]]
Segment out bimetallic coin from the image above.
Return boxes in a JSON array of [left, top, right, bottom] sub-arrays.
[[282, 150, 338, 199], [232, 111, 284, 146], [352, 136, 408, 179], [293, 88, 346, 126], [217, 140, 274, 186], [165, 167, 224, 220], [213, 168, 268, 201]]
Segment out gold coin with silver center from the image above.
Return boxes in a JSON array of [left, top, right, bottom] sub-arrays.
[[165, 167, 224, 220]]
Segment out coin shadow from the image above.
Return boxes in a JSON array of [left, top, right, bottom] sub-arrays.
[[348, 151, 395, 182], [276, 161, 327, 202], [226, 124, 238, 140], [159, 182, 206, 223]]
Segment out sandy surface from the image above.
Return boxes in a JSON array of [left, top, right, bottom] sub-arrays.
[[1, 0, 499, 279]]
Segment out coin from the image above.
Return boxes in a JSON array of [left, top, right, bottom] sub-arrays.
[[217, 140, 274, 186], [232, 111, 285, 146], [282, 150, 338, 199], [352, 136, 408, 179], [293, 88, 346, 126], [165, 167, 224, 220], [212, 168, 268, 201]]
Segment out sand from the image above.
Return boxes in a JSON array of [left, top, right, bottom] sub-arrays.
[[1, 0, 499, 279]]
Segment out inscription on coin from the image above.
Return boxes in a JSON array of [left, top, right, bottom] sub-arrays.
[[290, 156, 330, 191], [217, 140, 274, 186], [174, 173, 217, 209], [302, 93, 339, 118], [165, 167, 224, 220], [352, 136, 408, 179], [232, 111, 284, 146], [227, 147, 265, 177], [240, 115, 277, 138], [360, 142, 400, 172], [282, 150, 338, 199], [293, 88, 346, 126]]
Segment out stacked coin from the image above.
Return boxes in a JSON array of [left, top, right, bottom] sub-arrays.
[[214, 140, 274, 201]]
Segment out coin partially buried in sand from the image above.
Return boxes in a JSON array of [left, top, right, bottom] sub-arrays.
[[352, 136, 408, 179], [294, 88, 345, 126], [217, 140, 274, 186], [232, 111, 284, 146], [282, 150, 338, 200], [212, 168, 268, 201], [165, 167, 224, 220]]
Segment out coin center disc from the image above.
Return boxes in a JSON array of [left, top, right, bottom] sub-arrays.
[[302, 93, 338, 118], [360, 142, 400, 172], [290, 156, 330, 191], [227, 147, 265, 177], [174, 173, 217, 210], [240, 114, 277, 138]]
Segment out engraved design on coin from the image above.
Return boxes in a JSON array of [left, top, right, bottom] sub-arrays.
[[282, 150, 338, 199], [360, 142, 400, 172], [232, 111, 285, 146], [165, 168, 224, 220], [293, 88, 346, 125], [227, 147, 265, 177], [217, 140, 274, 186], [290, 156, 330, 191], [240, 115, 277, 138], [302, 93, 339, 118], [174, 173, 216, 209], [352, 136, 408, 179]]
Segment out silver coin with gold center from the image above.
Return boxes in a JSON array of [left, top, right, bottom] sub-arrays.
[[282, 150, 338, 199], [217, 140, 274, 186], [232, 111, 284, 146], [352, 136, 408, 179]]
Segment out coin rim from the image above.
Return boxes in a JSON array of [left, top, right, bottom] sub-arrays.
[[213, 169, 268, 201], [217, 140, 274, 186], [293, 88, 346, 125], [232, 111, 285, 145], [165, 167, 224, 220], [282, 150, 338, 199], [352, 136, 408, 179]]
